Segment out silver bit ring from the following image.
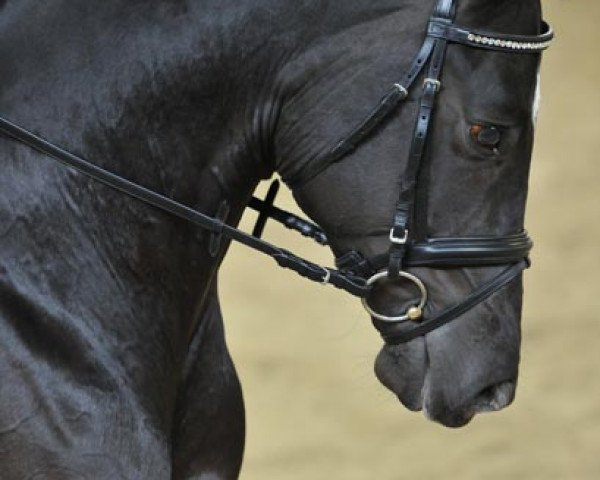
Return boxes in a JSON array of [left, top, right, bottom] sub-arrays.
[[361, 270, 428, 323]]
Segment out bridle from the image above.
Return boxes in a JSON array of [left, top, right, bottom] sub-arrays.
[[288, 0, 553, 344], [0, 0, 552, 345]]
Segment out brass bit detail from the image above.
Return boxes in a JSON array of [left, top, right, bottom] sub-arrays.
[[407, 307, 423, 322]]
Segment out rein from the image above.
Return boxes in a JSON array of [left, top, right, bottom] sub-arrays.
[[0, 117, 369, 298]]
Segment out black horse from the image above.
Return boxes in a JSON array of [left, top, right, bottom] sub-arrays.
[[0, 0, 549, 478]]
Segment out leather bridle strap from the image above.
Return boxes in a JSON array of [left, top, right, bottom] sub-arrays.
[[388, 2, 453, 278], [285, 35, 438, 188], [248, 180, 328, 245], [375, 258, 529, 345], [0, 117, 369, 298], [404, 232, 533, 266]]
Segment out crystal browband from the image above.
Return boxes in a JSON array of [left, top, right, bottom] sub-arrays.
[[428, 20, 554, 54], [467, 34, 552, 51]]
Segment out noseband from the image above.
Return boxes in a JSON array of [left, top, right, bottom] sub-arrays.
[[0, 0, 552, 345]]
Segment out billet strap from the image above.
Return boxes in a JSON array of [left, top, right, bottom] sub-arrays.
[[374, 258, 529, 344], [434, 0, 455, 17], [250, 179, 280, 239], [248, 180, 328, 245], [0, 116, 368, 298]]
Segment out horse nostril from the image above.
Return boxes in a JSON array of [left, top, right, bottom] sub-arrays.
[[472, 380, 516, 413], [477, 385, 497, 403]]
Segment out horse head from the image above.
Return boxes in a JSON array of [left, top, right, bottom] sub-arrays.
[[273, 0, 548, 427]]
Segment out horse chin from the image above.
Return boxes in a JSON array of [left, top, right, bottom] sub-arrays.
[[374, 342, 427, 413]]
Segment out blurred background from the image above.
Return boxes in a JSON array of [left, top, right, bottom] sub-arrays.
[[221, 2, 600, 479]]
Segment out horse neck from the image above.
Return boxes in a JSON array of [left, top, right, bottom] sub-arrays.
[[0, 1, 268, 339]]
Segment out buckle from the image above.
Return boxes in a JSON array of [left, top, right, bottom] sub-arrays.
[[390, 228, 409, 245], [321, 267, 331, 286], [424, 78, 441, 92]]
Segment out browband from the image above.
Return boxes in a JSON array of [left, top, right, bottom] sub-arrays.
[[428, 20, 553, 53]]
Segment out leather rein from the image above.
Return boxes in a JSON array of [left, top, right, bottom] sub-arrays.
[[0, 0, 553, 345]]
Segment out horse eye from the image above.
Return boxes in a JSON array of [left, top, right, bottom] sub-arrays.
[[469, 124, 502, 155]]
